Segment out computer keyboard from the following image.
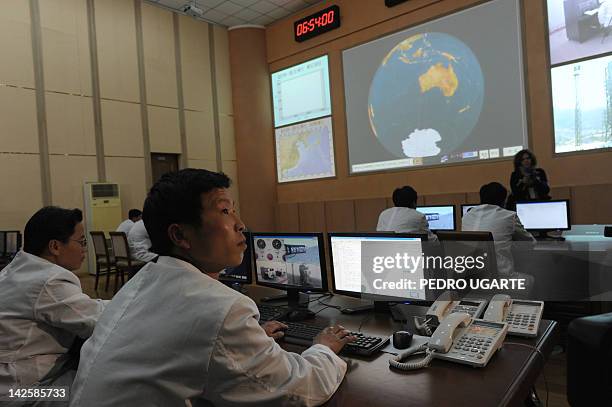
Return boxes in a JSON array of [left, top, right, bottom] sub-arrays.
[[282, 322, 389, 356], [257, 303, 289, 322]]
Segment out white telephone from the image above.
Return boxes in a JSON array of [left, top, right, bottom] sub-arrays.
[[483, 294, 544, 338], [416, 291, 488, 336], [390, 312, 508, 369]]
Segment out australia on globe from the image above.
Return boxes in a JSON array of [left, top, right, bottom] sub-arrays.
[[368, 32, 484, 160]]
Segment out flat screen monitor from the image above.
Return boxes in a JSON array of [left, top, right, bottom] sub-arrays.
[[516, 200, 571, 231], [416, 205, 456, 231], [461, 204, 479, 216], [218, 231, 253, 284], [328, 232, 427, 301], [252, 233, 327, 293]]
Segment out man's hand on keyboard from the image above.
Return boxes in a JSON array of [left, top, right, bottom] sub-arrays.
[[314, 325, 356, 354], [262, 320, 288, 340]]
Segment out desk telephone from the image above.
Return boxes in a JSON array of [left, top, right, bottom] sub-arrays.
[[414, 292, 487, 336], [482, 294, 544, 338]]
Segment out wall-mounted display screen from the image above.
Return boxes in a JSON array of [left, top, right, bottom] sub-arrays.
[[342, 0, 527, 173], [271, 55, 331, 128], [275, 116, 335, 183], [547, 0, 612, 66], [551, 54, 612, 153]]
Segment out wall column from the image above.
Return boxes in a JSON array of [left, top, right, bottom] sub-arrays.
[[228, 26, 276, 231]]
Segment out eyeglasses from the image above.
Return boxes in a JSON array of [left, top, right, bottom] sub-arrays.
[[71, 238, 88, 248]]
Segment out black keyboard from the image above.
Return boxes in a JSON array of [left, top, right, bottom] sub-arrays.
[[257, 304, 289, 322], [282, 322, 389, 356]]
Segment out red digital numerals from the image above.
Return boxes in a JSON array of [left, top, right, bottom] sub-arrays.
[[296, 10, 335, 37]]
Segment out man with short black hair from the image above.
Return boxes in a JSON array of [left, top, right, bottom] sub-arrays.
[[462, 182, 535, 276], [376, 185, 438, 241], [0, 207, 105, 396], [70, 169, 354, 407], [115, 208, 142, 235]]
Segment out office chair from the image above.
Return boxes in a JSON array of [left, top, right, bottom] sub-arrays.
[[567, 312, 612, 406]]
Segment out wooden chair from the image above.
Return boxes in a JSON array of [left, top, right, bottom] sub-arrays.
[[109, 232, 146, 283], [0, 231, 22, 270], [89, 231, 117, 292]]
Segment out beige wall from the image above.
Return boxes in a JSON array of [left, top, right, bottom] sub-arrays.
[[0, 0, 237, 237]]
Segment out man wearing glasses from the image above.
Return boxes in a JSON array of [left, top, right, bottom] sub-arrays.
[[0, 206, 106, 400]]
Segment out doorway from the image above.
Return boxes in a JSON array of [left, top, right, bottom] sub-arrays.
[[151, 153, 179, 184]]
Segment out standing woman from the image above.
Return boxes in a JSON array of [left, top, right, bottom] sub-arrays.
[[509, 149, 551, 206]]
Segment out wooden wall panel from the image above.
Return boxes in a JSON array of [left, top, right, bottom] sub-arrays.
[[325, 200, 355, 232], [355, 198, 386, 232], [46, 94, 96, 155], [185, 110, 215, 161], [39, 0, 91, 95], [423, 193, 467, 206], [105, 156, 147, 216], [276, 203, 299, 232], [570, 185, 612, 224], [141, 2, 177, 107], [101, 99, 144, 157], [94, 0, 139, 102], [221, 160, 240, 214], [49, 155, 98, 210], [0, 87, 38, 153], [550, 186, 571, 200], [0, 0, 34, 87], [466, 192, 480, 204], [148, 106, 181, 153], [178, 15, 212, 112], [0, 154, 42, 230], [298, 202, 326, 232], [213, 25, 233, 116]]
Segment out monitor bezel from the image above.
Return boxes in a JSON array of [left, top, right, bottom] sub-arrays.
[[416, 204, 457, 231], [327, 232, 427, 299], [460, 203, 479, 217], [218, 231, 253, 285], [251, 232, 328, 293], [515, 199, 571, 231]]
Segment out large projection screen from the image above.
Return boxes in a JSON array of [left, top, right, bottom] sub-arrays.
[[343, 0, 527, 174]]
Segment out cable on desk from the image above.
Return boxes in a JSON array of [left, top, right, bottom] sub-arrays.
[[357, 312, 373, 333]]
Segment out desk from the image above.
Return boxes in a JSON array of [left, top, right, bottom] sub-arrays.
[[246, 286, 559, 407]]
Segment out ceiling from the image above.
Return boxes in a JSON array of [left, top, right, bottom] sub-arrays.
[[146, 0, 324, 27]]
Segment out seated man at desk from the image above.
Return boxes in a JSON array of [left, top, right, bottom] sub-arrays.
[[462, 182, 535, 277], [70, 169, 354, 407], [377, 185, 438, 241]]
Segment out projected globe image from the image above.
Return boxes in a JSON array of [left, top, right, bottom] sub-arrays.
[[368, 32, 484, 160]]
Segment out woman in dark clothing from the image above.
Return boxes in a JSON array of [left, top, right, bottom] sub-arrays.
[[509, 149, 550, 206]]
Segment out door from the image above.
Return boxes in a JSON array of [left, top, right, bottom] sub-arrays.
[[151, 153, 179, 184]]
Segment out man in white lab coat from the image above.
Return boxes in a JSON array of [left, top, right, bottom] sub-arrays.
[[0, 207, 106, 397], [127, 218, 157, 262], [70, 169, 354, 407], [377, 185, 438, 241], [115, 209, 142, 235], [462, 182, 536, 277]]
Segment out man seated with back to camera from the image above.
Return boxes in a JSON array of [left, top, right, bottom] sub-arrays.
[[376, 185, 438, 241], [69, 169, 355, 407], [462, 182, 536, 292], [0, 207, 106, 402]]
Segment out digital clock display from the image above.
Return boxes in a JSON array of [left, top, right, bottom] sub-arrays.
[[294, 5, 340, 43]]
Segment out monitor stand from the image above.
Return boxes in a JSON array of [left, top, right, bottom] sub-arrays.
[[261, 289, 315, 322], [535, 231, 565, 241], [341, 300, 413, 315]]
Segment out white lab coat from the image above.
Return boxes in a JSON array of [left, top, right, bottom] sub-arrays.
[[127, 219, 157, 262], [0, 251, 106, 395], [376, 207, 438, 241], [461, 204, 535, 276], [115, 219, 135, 235], [70, 256, 347, 407]]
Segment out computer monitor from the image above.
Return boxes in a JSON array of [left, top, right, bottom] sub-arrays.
[[218, 231, 253, 285], [252, 232, 327, 306], [516, 200, 571, 231], [461, 204, 479, 216], [328, 232, 428, 304], [416, 205, 456, 231]]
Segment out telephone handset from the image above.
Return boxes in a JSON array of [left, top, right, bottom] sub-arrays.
[[483, 294, 544, 338], [390, 312, 508, 370], [417, 291, 488, 335]]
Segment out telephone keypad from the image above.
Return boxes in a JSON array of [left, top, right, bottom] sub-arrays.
[[502, 300, 543, 338]]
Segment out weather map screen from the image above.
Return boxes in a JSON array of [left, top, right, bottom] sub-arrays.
[[252, 234, 325, 290], [342, 0, 527, 173], [271, 55, 331, 128]]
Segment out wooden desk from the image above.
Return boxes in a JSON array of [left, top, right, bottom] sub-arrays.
[[246, 286, 559, 407]]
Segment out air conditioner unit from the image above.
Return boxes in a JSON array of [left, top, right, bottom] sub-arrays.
[[83, 182, 122, 275]]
